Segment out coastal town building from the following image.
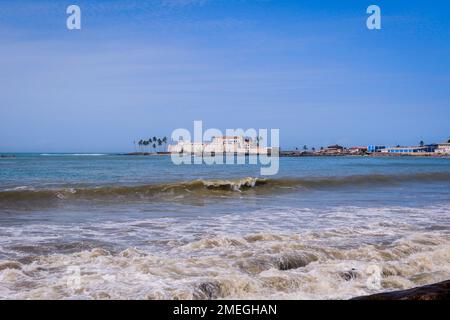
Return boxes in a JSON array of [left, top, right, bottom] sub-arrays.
[[168, 136, 270, 155], [435, 143, 450, 154], [367, 145, 386, 153], [319, 145, 345, 154], [382, 144, 437, 154], [349, 146, 368, 154]]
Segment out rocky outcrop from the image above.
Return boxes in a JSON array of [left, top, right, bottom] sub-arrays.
[[352, 280, 450, 300]]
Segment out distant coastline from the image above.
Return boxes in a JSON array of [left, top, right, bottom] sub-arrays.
[[278, 151, 450, 158], [128, 136, 450, 158], [1, 152, 448, 159], [118, 151, 450, 158]]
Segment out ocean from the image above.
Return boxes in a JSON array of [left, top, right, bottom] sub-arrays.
[[0, 154, 449, 299]]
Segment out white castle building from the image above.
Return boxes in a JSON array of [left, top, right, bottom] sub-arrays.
[[168, 136, 270, 155]]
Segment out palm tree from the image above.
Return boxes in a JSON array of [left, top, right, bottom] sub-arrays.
[[157, 138, 162, 152], [162, 136, 168, 151], [303, 145, 308, 151], [419, 140, 424, 147], [320, 146, 324, 151], [312, 147, 316, 152], [138, 140, 143, 152]]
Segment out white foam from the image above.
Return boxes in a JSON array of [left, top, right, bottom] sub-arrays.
[[0, 204, 449, 299]]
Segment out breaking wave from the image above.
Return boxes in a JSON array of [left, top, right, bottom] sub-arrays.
[[1, 172, 449, 206]]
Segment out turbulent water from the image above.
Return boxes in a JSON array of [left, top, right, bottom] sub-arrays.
[[0, 154, 449, 299]]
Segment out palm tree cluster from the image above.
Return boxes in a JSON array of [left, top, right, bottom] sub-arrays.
[[134, 136, 168, 153]]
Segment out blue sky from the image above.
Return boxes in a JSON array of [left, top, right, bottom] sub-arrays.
[[0, 0, 449, 152]]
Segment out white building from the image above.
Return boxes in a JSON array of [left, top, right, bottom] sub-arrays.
[[167, 140, 204, 154], [168, 136, 270, 155], [435, 143, 450, 154]]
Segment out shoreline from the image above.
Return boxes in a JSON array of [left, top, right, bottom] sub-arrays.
[[119, 152, 450, 158]]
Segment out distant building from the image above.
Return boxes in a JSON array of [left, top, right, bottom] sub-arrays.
[[327, 144, 344, 151], [318, 144, 345, 154], [367, 145, 385, 153], [382, 144, 437, 154], [168, 136, 270, 155], [349, 146, 368, 154], [435, 143, 450, 154]]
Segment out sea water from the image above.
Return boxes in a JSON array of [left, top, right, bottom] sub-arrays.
[[0, 154, 449, 299]]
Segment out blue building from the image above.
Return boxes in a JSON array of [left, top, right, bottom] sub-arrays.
[[384, 145, 437, 153], [367, 145, 385, 153]]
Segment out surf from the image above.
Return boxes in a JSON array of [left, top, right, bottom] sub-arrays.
[[1, 172, 449, 208]]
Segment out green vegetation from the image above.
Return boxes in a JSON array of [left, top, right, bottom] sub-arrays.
[[135, 136, 168, 153]]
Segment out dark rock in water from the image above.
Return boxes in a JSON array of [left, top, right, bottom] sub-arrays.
[[236, 257, 273, 274], [339, 268, 359, 281], [194, 281, 222, 300], [277, 253, 317, 271], [0, 261, 22, 271], [352, 280, 450, 300]]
